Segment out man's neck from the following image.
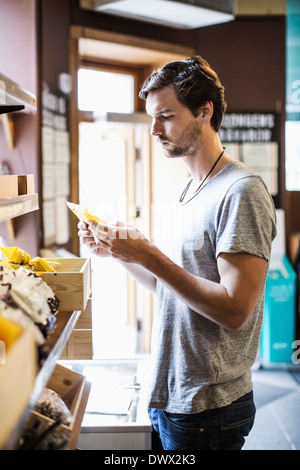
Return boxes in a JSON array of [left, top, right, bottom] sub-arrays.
[[183, 135, 225, 185]]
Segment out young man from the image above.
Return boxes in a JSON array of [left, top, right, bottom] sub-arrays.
[[78, 56, 277, 450]]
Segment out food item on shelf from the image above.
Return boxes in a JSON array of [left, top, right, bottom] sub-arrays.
[[0, 244, 58, 273], [29, 257, 57, 272], [18, 420, 70, 450], [0, 299, 46, 346], [0, 245, 31, 265], [18, 388, 71, 450], [66, 201, 106, 224], [0, 263, 60, 363], [0, 314, 23, 350], [35, 388, 71, 425], [0, 266, 57, 325]]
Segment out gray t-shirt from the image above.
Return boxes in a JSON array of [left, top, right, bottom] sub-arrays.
[[148, 160, 277, 413]]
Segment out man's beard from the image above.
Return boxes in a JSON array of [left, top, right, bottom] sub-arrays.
[[159, 121, 201, 158]]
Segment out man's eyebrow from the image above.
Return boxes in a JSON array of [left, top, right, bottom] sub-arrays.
[[157, 108, 173, 115], [147, 108, 173, 116]]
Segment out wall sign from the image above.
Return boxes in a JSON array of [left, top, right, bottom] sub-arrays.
[[219, 112, 278, 143], [41, 84, 70, 246], [219, 112, 280, 207]]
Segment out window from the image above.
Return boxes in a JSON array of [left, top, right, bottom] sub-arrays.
[[78, 68, 134, 113], [78, 68, 138, 358]]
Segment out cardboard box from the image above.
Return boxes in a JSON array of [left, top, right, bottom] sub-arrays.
[[40, 258, 91, 311]]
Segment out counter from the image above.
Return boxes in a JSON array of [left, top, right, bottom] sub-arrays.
[[60, 357, 152, 450]]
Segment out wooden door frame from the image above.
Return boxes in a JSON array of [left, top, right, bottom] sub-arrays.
[[68, 26, 194, 351], [69, 26, 194, 256]]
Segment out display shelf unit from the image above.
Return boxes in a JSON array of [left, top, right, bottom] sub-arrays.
[[0, 197, 91, 450], [2, 310, 91, 450], [0, 95, 90, 450]]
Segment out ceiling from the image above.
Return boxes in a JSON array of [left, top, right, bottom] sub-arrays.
[[78, 0, 286, 67], [80, 0, 286, 18], [79, 38, 194, 66], [236, 0, 286, 16]]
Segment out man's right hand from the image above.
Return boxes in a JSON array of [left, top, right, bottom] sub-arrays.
[[77, 221, 110, 257]]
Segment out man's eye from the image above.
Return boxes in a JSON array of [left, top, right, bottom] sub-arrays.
[[163, 115, 173, 120]]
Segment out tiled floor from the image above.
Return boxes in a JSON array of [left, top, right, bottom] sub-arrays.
[[244, 366, 300, 450]]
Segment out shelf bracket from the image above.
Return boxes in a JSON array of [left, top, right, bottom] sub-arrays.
[[0, 114, 14, 149]]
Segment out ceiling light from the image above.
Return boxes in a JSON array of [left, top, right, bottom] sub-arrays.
[[94, 0, 235, 29]]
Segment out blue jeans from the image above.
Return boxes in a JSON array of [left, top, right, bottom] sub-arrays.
[[148, 391, 256, 450]]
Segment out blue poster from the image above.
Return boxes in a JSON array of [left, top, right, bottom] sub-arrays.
[[286, 0, 300, 121]]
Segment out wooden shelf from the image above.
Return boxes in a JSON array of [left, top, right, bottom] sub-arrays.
[[0, 73, 36, 148], [0, 73, 36, 111], [0, 194, 39, 222], [3, 310, 84, 450]]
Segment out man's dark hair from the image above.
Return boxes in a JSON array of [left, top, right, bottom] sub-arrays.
[[139, 56, 226, 132]]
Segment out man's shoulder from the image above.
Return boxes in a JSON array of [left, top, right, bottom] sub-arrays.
[[221, 160, 266, 192]]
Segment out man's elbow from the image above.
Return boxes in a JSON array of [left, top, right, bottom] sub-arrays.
[[223, 308, 254, 332]]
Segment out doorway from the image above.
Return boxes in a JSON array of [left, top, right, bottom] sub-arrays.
[[69, 27, 194, 356]]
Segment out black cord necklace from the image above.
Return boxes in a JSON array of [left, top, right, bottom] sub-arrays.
[[179, 147, 226, 204]]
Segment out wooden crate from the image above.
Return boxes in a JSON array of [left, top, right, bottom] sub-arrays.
[[0, 175, 18, 199], [40, 258, 91, 311], [60, 298, 93, 360], [60, 330, 93, 360], [18, 174, 35, 195], [0, 174, 35, 199], [21, 363, 90, 450], [0, 328, 38, 449], [75, 297, 92, 329]]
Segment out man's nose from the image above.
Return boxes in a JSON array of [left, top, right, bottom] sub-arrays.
[[151, 118, 163, 136]]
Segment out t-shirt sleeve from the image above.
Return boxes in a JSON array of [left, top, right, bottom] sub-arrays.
[[215, 176, 277, 261]]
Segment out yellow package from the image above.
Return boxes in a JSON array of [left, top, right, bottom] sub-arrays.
[[0, 315, 23, 350], [29, 257, 57, 272], [0, 245, 31, 265], [0, 259, 14, 270], [66, 201, 106, 224]]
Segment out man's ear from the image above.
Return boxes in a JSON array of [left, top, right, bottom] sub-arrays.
[[199, 101, 214, 122]]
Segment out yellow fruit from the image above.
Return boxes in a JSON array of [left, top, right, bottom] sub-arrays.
[[0, 315, 23, 350]]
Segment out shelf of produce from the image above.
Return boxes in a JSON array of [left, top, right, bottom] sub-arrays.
[[3, 309, 83, 450], [0, 194, 39, 222]]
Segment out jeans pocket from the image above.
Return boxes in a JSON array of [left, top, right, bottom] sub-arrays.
[[221, 413, 256, 450], [164, 411, 205, 431], [161, 411, 205, 450]]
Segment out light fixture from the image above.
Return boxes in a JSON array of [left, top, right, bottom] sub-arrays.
[[94, 0, 236, 29]]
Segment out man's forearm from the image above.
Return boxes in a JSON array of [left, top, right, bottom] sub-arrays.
[[118, 259, 157, 293]]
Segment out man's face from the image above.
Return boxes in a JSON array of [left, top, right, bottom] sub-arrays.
[[146, 85, 202, 158]]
